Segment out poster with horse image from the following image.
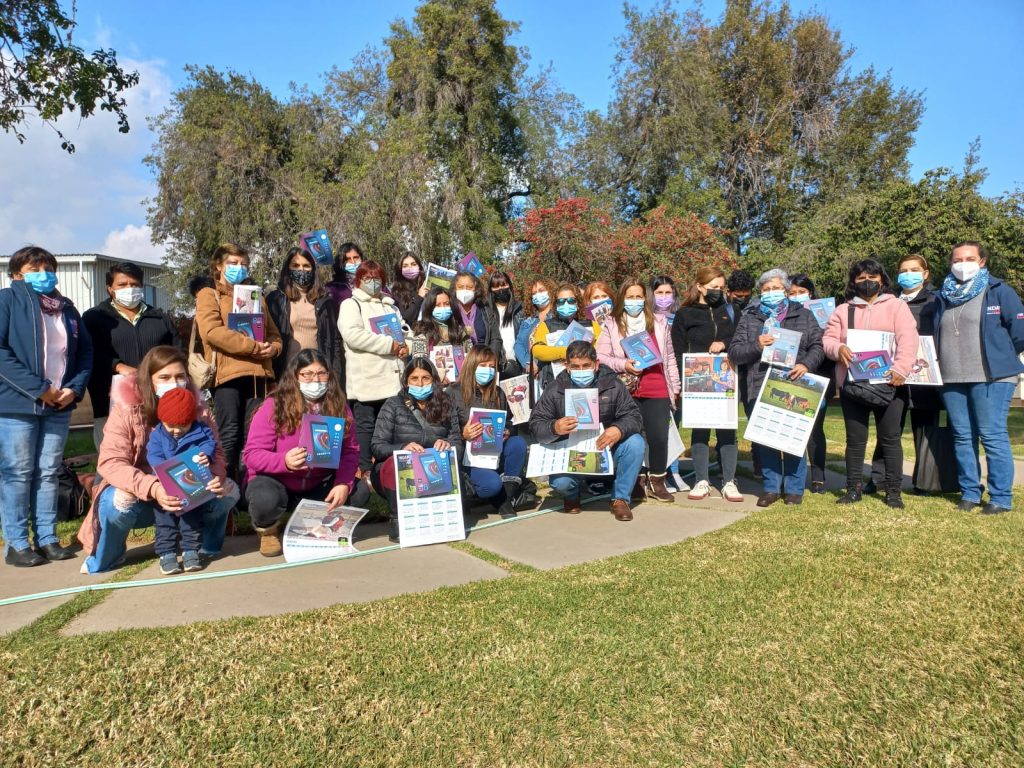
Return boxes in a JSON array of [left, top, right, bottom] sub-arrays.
[[744, 366, 829, 456], [681, 354, 737, 428]]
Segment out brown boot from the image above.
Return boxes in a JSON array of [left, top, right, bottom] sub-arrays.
[[610, 499, 633, 521], [255, 523, 282, 557], [631, 474, 647, 502], [562, 497, 582, 515], [646, 473, 675, 503]]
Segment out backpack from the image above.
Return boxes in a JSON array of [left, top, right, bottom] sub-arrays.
[[56, 460, 91, 522]]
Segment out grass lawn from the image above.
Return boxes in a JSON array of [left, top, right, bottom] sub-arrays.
[[3, 491, 1024, 765]]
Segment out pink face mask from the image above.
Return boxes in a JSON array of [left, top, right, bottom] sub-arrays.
[[401, 266, 421, 280], [655, 295, 674, 310]]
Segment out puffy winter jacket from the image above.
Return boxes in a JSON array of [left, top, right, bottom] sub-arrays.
[[529, 365, 643, 445], [337, 288, 411, 403], [370, 391, 464, 461]]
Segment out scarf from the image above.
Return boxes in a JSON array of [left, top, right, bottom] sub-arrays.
[[37, 292, 64, 316], [940, 268, 989, 306], [459, 304, 478, 341], [760, 299, 788, 333], [625, 313, 648, 336]]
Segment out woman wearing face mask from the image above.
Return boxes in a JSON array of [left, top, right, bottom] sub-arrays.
[[514, 278, 556, 370], [0, 247, 93, 567], [730, 269, 825, 507], [452, 271, 501, 359], [391, 252, 428, 326], [195, 242, 283, 481], [581, 281, 615, 342], [338, 260, 412, 478], [265, 247, 344, 385], [486, 270, 525, 378], [370, 357, 463, 541], [597, 278, 680, 502], [672, 267, 743, 502], [528, 283, 585, 396], [786, 274, 836, 494], [77, 346, 239, 573], [408, 287, 470, 383], [823, 259, 918, 508], [324, 242, 364, 307], [447, 345, 531, 518], [932, 242, 1024, 515], [241, 350, 360, 556], [83, 261, 183, 451]]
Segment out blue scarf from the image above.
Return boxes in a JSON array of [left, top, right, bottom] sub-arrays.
[[940, 268, 989, 306], [759, 298, 789, 333]]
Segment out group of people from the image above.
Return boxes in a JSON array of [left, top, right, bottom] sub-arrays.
[[0, 240, 1020, 574]]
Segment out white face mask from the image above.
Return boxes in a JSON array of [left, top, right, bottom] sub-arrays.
[[455, 289, 475, 305], [155, 380, 187, 398], [299, 381, 328, 401], [114, 287, 144, 309], [951, 261, 980, 282]]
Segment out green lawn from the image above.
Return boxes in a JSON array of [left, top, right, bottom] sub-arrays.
[[3, 491, 1023, 765]]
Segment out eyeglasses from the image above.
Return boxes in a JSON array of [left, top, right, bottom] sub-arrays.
[[297, 371, 330, 382]]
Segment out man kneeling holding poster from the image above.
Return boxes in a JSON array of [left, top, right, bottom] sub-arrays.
[[529, 341, 644, 521]]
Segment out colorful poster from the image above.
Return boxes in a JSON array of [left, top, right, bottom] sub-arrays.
[[227, 312, 265, 342], [743, 367, 829, 456], [411, 448, 454, 497], [425, 263, 456, 291], [369, 312, 405, 344], [430, 344, 464, 384], [806, 297, 836, 329], [498, 374, 530, 425], [299, 229, 334, 267], [681, 354, 737, 429], [282, 501, 367, 563], [906, 336, 943, 386], [152, 452, 215, 510], [457, 252, 486, 277], [525, 425, 614, 478], [564, 387, 599, 429], [848, 350, 893, 381], [394, 448, 465, 547], [760, 327, 801, 368], [232, 285, 262, 314], [297, 414, 346, 468], [846, 329, 895, 384], [621, 331, 662, 369], [585, 299, 613, 324], [465, 408, 506, 469]]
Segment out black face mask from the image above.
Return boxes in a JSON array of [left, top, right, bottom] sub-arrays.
[[705, 289, 725, 307], [855, 279, 881, 299], [492, 288, 511, 304], [290, 269, 315, 288], [732, 296, 750, 310]]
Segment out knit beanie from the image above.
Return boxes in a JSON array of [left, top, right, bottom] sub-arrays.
[[157, 386, 196, 426]]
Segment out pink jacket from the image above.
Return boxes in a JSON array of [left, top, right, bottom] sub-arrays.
[[823, 293, 920, 385], [242, 397, 359, 493], [77, 375, 227, 555], [596, 314, 681, 397]]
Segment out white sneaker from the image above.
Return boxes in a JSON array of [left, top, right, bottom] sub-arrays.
[[670, 471, 690, 492], [722, 481, 744, 502], [687, 480, 711, 500]]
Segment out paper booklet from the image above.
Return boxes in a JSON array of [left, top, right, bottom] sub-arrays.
[[744, 366, 829, 457], [410, 448, 455, 497], [153, 452, 215, 511], [464, 408, 506, 469], [906, 336, 943, 386], [457, 252, 486, 277], [554, 320, 595, 347], [232, 285, 262, 314], [282, 501, 367, 563], [498, 374, 531, 425], [298, 229, 334, 267], [227, 313, 265, 342], [846, 329, 895, 384], [564, 387, 599, 430], [848, 350, 893, 381], [369, 312, 405, 344], [760, 327, 801, 368], [621, 331, 662, 369], [425, 263, 456, 291], [429, 344, 466, 383], [394, 448, 465, 547], [297, 414, 346, 468], [586, 299, 613, 324], [526, 424, 615, 478], [806, 297, 835, 329]]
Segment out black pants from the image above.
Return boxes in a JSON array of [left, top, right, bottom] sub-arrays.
[[245, 474, 334, 529], [636, 396, 671, 473], [841, 388, 907, 492], [154, 505, 204, 555], [869, 407, 940, 487], [213, 376, 268, 480], [350, 399, 386, 473], [806, 402, 829, 484]]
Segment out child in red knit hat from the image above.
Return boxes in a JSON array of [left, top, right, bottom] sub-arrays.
[[146, 386, 220, 575]]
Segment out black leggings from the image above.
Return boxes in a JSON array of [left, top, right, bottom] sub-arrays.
[[245, 474, 334, 529], [841, 388, 907, 491], [213, 376, 269, 480], [350, 399, 386, 473], [636, 397, 671, 474]]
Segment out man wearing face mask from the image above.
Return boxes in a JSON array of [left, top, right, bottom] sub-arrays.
[[529, 340, 645, 521], [83, 263, 183, 450]]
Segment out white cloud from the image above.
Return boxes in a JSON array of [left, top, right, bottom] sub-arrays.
[[102, 224, 167, 265], [0, 56, 172, 256]]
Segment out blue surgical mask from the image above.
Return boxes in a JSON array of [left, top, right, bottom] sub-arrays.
[[789, 293, 809, 304], [532, 291, 549, 308], [760, 290, 786, 308], [408, 383, 433, 401], [223, 264, 249, 285], [897, 272, 924, 290], [432, 306, 453, 323], [556, 301, 577, 319], [623, 298, 645, 316], [23, 271, 58, 294], [569, 369, 595, 387], [474, 366, 495, 386], [345, 261, 360, 275], [155, 380, 187, 398]]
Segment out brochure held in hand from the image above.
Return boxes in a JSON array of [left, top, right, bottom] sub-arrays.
[[298, 414, 346, 468], [227, 313, 265, 342], [153, 452, 215, 510], [621, 331, 662, 370], [298, 229, 334, 267], [465, 408, 506, 469]]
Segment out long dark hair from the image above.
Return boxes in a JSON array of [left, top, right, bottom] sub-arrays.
[[402, 357, 450, 425], [459, 344, 502, 410], [486, 270, 517, 327], [273, 349, 349, 438], [332, 242, 363, 285], [845, 258, 890, 301], [137, 346, 191, 427], [789, 273, 818, 300], [412, 287, 467, 347], [391, 252, 425, 310], [278, 247, 325, 302]]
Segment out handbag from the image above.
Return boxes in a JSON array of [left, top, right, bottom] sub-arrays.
[[913, 422, 959, 493], [842, 305, 895, 408], [618, 371, 640, 394], [188, 320, 217, 390]]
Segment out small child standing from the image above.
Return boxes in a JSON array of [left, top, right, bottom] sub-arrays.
[[146, 387, 219, 575]]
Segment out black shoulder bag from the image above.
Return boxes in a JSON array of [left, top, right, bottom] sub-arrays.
[[842, 304, 895, 408]]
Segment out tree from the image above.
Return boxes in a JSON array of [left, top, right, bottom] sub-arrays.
[[0, 0, 139, 153]]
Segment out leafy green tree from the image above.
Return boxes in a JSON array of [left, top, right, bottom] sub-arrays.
[[0, 0, 139, 152]]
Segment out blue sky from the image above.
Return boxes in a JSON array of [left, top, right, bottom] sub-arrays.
[[1, 0, 1020, 261]]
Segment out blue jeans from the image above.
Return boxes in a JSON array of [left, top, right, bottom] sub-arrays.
[[942, 382, 1016, 508], [549, 433, 645, 502], [467, 436, 527, 501], [759, 445, 807, 496], [0, 411, 71, 553], [84, 485, 233, 573]]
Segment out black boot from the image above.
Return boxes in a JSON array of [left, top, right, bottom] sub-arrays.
[[386, 488, 400, 543], [498, 480, 520, 519], [837, 484, 863, 504], [884, 489, 905, 509]]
